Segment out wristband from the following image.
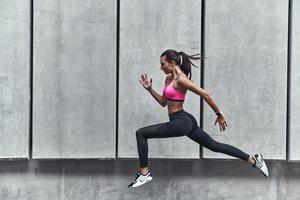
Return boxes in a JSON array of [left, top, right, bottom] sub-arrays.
[[216, 111, 222, 117]]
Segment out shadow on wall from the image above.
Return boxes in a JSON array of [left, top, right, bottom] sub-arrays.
[[0, 159, 300, 179]]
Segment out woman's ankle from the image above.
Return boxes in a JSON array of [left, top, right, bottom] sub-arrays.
[[248, 155, 255, 165], [140, 167, 149, 175]]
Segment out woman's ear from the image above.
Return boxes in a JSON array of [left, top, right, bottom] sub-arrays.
[[170, 60, 176, 66]]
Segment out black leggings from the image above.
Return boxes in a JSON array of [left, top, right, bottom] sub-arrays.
[[135, 109, 250, 167]]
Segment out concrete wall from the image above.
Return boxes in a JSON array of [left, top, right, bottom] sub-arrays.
[[1, 0, 300, 199], [290, 0, 300, 161], [32, 0, 116, 158], [0, 0, 29, 158], [0, 160, 300, 200], [119, 0, 201, 159], [203, 0, 288, 160]]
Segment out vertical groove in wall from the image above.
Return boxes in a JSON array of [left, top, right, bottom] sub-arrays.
[[200, 0, 206, 159], [29, 0, 34, 159], [115, 0, 120, 159], [286, 0, 292, 161]]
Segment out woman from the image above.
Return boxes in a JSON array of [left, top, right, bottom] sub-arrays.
[[128, 49, 268, 188]]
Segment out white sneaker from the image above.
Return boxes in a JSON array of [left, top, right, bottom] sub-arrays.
[[252, 153, 269, 177], [128, 172, 153, 188]]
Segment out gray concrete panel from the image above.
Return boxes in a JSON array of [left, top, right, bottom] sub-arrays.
[[1, 160, 300, 200], [0, 1, 29, 158], [290, 0, 300, 161], [33, 0, 116, 158], [119, 0, 201, 159], [203, 0, 288, 160]]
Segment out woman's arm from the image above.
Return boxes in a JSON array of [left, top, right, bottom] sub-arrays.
[[177, 76, 221, 113], [147, 88, 167, 107], [139, 73, 167, 107], [177, 75, 228, 131]]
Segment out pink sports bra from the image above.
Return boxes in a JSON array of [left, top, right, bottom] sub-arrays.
[[163, 79, 186, 102]]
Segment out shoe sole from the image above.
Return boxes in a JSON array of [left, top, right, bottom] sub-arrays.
[[129, 177, 153, 188]]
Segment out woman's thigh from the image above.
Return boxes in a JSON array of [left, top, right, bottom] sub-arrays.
[[137, 118, 193, 139]]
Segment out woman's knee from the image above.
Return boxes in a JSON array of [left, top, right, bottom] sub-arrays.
[[136, 128, 144, 138], [136, 127, 151, 141]]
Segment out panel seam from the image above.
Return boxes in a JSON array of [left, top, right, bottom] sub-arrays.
[[29, 0, 34, 159], [200, 0, 206, 159], [115, 0, 120, 159], [286, 0, 292, 161]]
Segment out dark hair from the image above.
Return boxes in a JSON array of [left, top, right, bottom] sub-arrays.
[[160, 49, 202, 79]]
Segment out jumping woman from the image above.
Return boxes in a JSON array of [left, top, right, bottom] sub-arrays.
[[128, 49, 269, 188]]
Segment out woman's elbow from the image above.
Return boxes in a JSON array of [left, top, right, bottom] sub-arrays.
[[202, 91, 211, 100], [161, 102, 167, 107], [161, 96, 167, 107]]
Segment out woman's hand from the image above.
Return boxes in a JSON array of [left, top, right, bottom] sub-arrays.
[[139, 73, 152, 90], [214, 114, 228, 132]]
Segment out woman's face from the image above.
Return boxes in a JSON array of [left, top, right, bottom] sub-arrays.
[[160, 55, 174, 74]]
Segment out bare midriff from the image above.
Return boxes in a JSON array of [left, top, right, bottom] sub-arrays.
[[167, 100, 184, 114]]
